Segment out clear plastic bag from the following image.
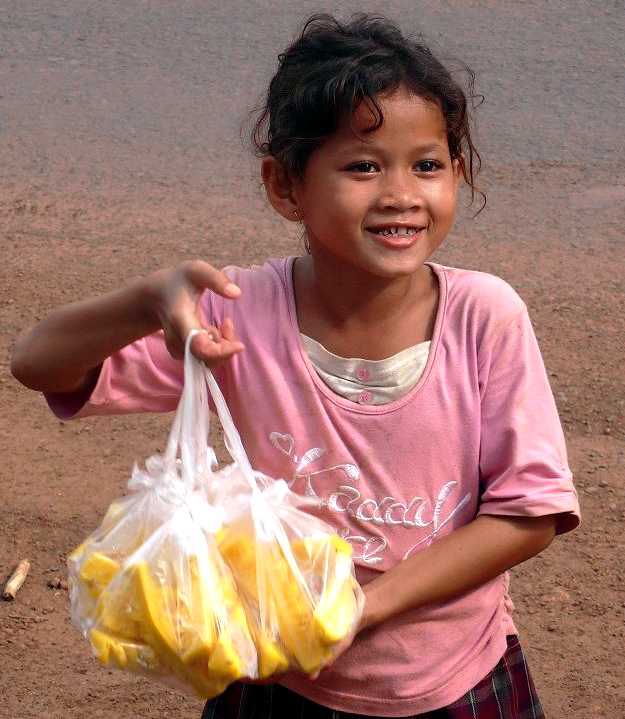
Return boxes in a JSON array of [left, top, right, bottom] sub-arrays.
[[68, 331, 364, 697]]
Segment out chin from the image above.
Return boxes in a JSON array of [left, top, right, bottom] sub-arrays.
[[364, 253, 431, 280]]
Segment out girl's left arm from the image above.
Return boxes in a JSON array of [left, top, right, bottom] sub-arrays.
[[359, 513, 557, 631]]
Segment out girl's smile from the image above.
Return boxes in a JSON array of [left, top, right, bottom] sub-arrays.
[[366, 225, 426, 250]]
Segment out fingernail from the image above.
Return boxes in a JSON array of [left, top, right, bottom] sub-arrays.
[[225, 283, 241, 297]]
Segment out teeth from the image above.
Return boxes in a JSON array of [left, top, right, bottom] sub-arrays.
[[375, 227, 419, 236]]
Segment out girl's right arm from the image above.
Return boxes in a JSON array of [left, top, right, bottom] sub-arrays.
[[10, 260, 244, 394]]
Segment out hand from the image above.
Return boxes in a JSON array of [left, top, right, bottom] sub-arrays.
[[145, 260, 245, 367]]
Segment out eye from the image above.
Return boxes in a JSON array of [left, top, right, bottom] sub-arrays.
[[415, 159, 442, 173], [346, 161, 378, 173]]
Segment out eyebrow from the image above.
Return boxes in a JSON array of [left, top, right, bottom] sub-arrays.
[[337, 141, 446, 155]]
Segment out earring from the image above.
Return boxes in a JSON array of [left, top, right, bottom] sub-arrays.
[[293, 208, 299, 219]]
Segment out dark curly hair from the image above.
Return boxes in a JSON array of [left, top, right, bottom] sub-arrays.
[[252, 13, 484, 210]]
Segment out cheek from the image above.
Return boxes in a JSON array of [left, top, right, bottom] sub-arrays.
[[336, 178, 378, 210], [426, 179, 458, 218], [308, 180, 370, 221]]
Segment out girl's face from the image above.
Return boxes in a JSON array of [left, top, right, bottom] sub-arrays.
[[293, 87, 462, 280]]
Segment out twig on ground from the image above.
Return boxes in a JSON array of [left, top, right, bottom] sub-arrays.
[[2, 559, 31, 601]]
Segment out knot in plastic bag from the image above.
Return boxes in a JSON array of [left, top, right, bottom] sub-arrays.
[[128, 448, 217, 493]]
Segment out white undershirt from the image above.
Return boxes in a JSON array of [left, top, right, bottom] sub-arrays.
[[300, 333, 431, 406]]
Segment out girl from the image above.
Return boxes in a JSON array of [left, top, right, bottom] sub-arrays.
[[11, 13, 579, 719]]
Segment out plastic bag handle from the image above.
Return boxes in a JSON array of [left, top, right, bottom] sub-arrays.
[[164, 330, 260, 494], [198, 358, 257, 485], [163, 331, 212, 488]]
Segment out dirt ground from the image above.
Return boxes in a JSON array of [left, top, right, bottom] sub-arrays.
[[1, 2, 624, 718]]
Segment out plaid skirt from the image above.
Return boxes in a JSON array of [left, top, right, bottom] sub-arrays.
[[201, 635, 545, 719]]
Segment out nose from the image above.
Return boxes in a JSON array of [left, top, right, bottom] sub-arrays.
[[377, 170, 421, 212]]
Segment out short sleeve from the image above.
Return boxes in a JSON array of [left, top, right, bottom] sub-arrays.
[[44, 288, 223, 420], [44, 331, 185, 419], [477, 305, 580, 534]]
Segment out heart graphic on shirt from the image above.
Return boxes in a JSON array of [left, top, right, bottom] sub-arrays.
[[269, 432, 295, 458]]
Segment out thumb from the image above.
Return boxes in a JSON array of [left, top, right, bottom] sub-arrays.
[[184, 260, 241, 299]]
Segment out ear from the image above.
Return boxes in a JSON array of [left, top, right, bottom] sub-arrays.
[[261, 157, 300, 222]]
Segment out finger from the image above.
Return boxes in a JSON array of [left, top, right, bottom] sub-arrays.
[[202, 345, 245, 369], [205, 338, 245, 362], [220, 317, 235, 341], [188, 326, 222, 359], [192, 333, 245, 368], [183, 260, 241, 299]]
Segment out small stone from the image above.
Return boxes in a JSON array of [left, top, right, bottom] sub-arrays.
[[46, 577, 67, 590], [599, 479, 609, 487], [585, 486, 598, 495]]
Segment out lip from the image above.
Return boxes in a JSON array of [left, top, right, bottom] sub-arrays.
[[366, 227, 424, 250]]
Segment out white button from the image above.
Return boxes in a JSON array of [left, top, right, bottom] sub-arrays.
[[358, 391, 372, 404], [356, 367, 370, 381]]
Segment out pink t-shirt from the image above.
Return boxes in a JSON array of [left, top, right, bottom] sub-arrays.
[[46, 259, 580, 716]]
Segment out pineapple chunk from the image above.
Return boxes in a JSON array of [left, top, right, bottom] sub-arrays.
[[253, 629, 289, 678], [131, 562, 178, 654], [314, 580, 357, 644], [218, 528, 258, 597], [178, 556, 216, 664], [95, 584, 141, 640], [90, 628, 158, 672], [90, 627, 126, 667], [79, 552, 120, 599], [206, 633, 245, 681]]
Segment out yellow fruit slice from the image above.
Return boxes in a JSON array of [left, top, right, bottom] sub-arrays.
[[218, 528, 258, 597], [329, 535, 352, 555], [207, 632, 246, 681], [178, 556, 216, 665], [314, 580, 357, 644], [218, 526, 357, 675], [291, 534, 352, 564], [132, 562, 178, 654], [90, 628, 128, 668], [90, 628, 159, 672], [272, 576, 325, 673], [95, 585, 141, 640], [129, 563, 223, 697], [79, 552, 120, 599], [291, 535, 358, 645], [278, 621, 328, 674], [253, 628, 289, 678]]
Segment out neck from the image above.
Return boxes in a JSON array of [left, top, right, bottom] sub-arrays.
[[295, 252, 431, 332]]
